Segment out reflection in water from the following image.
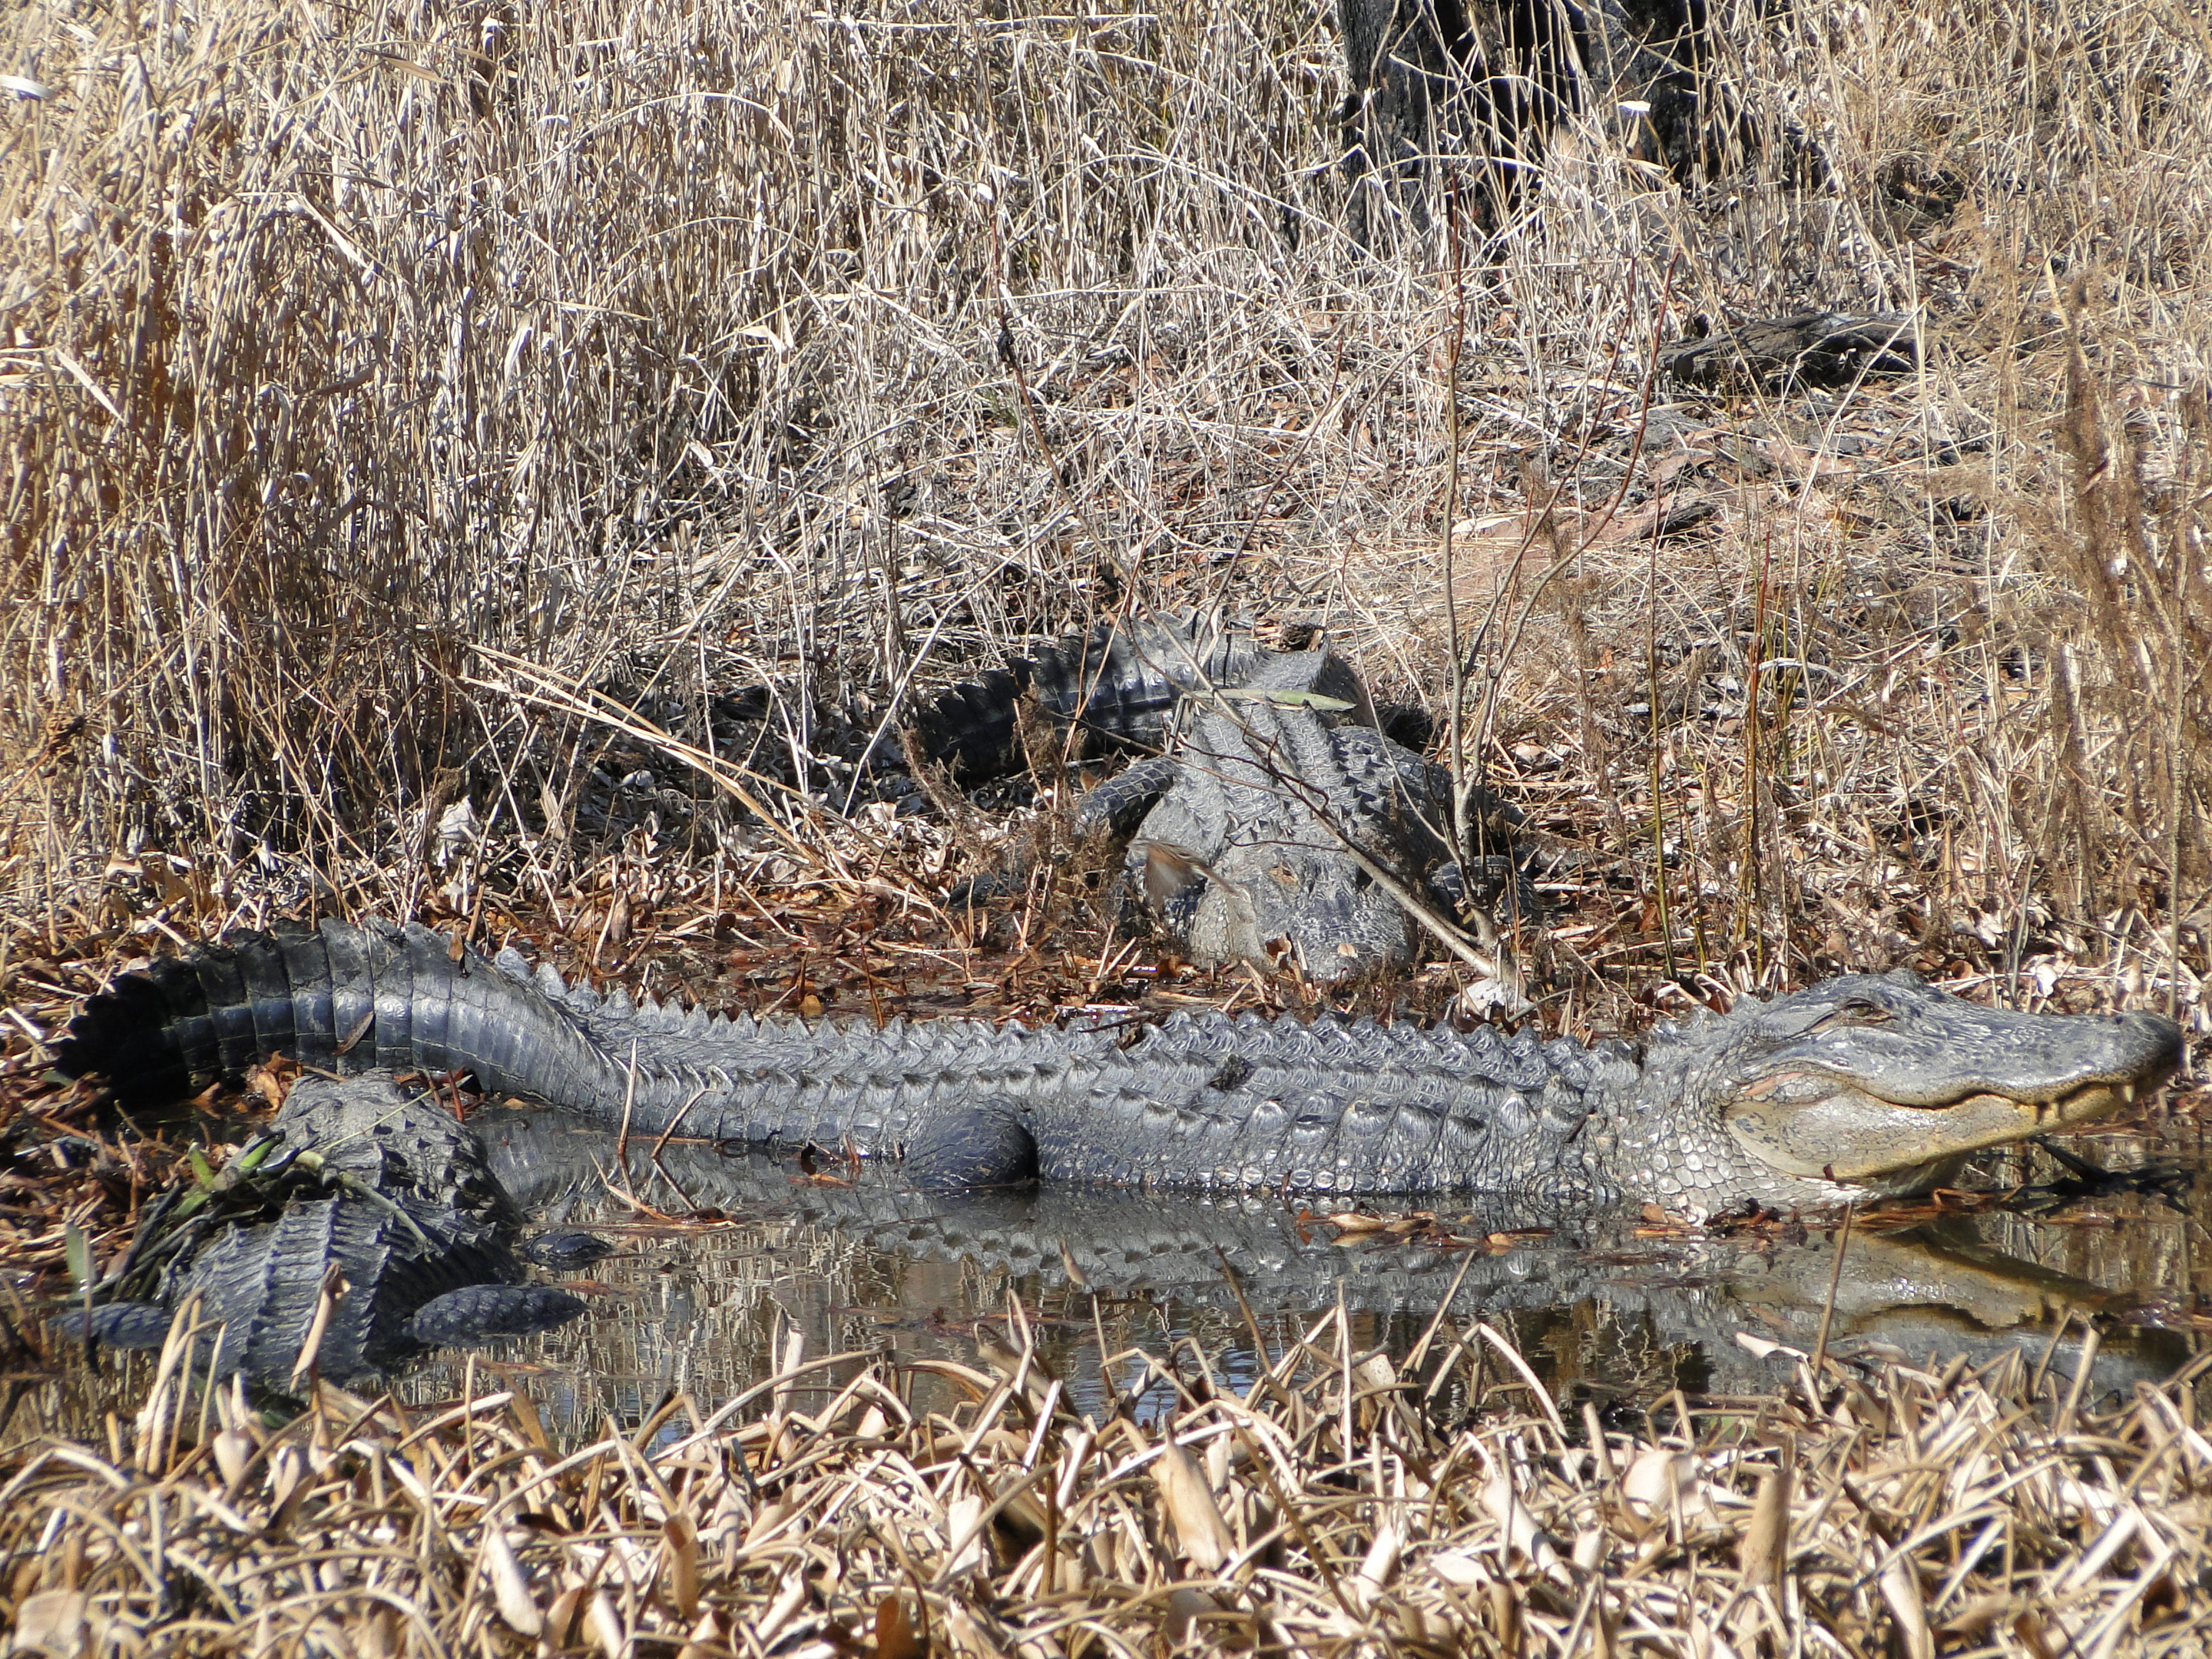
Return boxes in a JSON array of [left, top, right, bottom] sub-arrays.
[[22, 1110, 2201, 1446], [388, 1109, 2204, 1441]]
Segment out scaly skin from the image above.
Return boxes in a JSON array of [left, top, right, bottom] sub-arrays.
[[1079, 650, 1515, 982], [66, 1070, 584, 1388], [907, 616, 1515, 982], [56, 920, 2183, 1219]]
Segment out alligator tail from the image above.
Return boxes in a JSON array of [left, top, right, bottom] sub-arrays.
[[54, 919, 1046, 1178], [904, 659, 1044, 780], [55, 919, 625, 1111]]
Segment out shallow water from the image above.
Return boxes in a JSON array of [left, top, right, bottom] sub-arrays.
[[421, 1108, 2210, 1439], [22, 1110, 2205, 1449]]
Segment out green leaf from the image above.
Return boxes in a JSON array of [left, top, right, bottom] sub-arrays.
[[188, 1147, 218, 1188], [232, 1135, 281, 1176], [1213, 687, 1357, 713]]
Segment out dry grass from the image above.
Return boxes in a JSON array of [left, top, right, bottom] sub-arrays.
[[2, 0, 2207, 1021], [7, 1309, 2211, 1656], [6, 7, 2212, 1645]]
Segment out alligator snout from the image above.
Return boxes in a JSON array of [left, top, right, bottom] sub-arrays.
[[1722, 994, 2186, 1190]]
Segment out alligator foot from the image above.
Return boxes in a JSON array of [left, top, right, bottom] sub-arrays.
[[408, 1283, 591, 1347], [904, 1104, 1041, 1190]]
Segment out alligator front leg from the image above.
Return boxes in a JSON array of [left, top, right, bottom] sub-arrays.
[[1073, 753, 1205, 935], [944, 753, 1187, 921]]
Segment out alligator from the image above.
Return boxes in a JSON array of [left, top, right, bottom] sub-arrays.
[[1063, 647, 1530, 981], [55, 919, 2183, 1220], [57, 1069, 588, 1389], [900, 613, 1525, 982], [901, 612, 1302, 783], [1659, 311, 1917, 390]]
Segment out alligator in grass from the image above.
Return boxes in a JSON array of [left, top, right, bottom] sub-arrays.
[[57, 1069, 588, 1388], [899, 614, 1527, 982], [58, 920, 2182, 1222]]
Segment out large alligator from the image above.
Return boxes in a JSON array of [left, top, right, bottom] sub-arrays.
[[899, 614, 1525, 982], [56, 919, 2182, 1220], [58, 1070, 587, 1388]]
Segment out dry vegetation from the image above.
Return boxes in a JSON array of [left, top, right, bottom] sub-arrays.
[[2, 0, 2207, 1018], [10, 1310, 2212, 1656], [7, 0, 2212, 1651]]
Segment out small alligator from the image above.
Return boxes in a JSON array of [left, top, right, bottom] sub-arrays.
[[58, 1070, 587, 1389], [1660, 311, 1916, 390], [1065, 646, 1525, 980], [56, 920, 2182, 1220], [902, 614, 1522, 982]]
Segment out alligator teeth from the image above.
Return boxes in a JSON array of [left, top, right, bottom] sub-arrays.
[[2121, 1081, 2137, 1103]]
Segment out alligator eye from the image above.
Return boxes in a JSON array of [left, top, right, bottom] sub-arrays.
[[1819, 999, 1893, 1028]]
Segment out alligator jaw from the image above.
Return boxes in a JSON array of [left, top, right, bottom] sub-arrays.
[[1724, 1070, 2167, 1189]]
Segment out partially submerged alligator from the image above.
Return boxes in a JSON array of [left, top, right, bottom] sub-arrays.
[[58, 920, 2182, 1220], [901, 614, 1523, 982], [60, 1071, 586, 1387]]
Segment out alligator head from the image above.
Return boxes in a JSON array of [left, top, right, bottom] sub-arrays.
[[1157, 839, 1428, 985], [1609, 972, 2185, 1215]]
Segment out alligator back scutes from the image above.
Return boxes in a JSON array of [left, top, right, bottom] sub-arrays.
[[60, 918, 629, 1112], [1131, 1008, 1594, 1088]]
